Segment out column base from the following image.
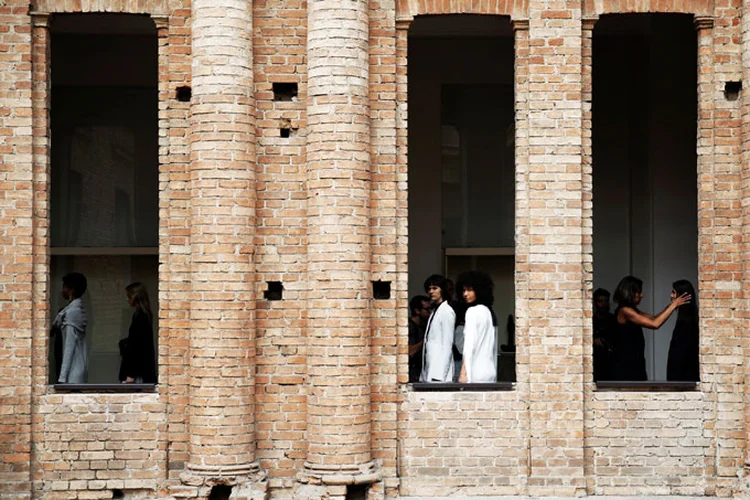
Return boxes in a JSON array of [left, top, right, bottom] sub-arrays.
[[174, 461, 268, 499], [294, 461, 382, 500]]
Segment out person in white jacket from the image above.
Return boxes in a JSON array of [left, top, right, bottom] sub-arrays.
[[456, 270, 497, 383], [419, 274, 455, 382]]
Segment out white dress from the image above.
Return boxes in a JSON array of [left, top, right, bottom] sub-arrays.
[[462, 304, 497, 383]]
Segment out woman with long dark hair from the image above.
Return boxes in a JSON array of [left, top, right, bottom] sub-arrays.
[[666, 279, 699, 381], [611, 276, 690, 381], [119, 282, 157, 383], [456, 270, 497, 383]]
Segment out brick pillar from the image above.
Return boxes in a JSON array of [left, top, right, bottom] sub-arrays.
[[30, 11, 52, 497], [182, 0, 266, 496], [741, 1, 750, 474], [581, 17, 596, 493], [0, 1, 34, 495], [525, 1, 586, 495], [695, 16, 743, 485], [299, 0, 379, 494]]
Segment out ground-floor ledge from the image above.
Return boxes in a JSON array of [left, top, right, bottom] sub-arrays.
[[173, 461, 268, 499]]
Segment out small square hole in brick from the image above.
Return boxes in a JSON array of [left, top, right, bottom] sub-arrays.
[[175, 85, 192, 102], [273, 82, 298, 101], [264, 281, 283, 301], [280, 128, 292, 138], [208, 485, 232, 500], [112, 490, 124, 499], [372, 280, 391, 300], [725, 81, 742, 101], [346, 484, 368, 500]]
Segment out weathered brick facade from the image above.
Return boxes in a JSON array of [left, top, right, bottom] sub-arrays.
[[2, 0, 750, 498]]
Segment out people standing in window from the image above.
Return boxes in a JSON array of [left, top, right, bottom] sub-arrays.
[[53, 272, 88, 384], [119, 282, 157, 383], [456, 271, 497, 383], [666, 279, 699, 382], [408, 295, 431, 383], [611, 276, 691, 381], [419, 274, 455, 382], [593, 288, 616, 381]]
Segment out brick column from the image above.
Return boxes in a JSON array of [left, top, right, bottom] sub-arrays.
[[30, 11, 51, 496], [0, 1, 34, 495], [741, 1, 750, 473], [695, 16, 743, 483], [526, 1, 586, 495], [183, 0, 266, 496], [581, 17, 596, 491], [299, 0, 379, 494]]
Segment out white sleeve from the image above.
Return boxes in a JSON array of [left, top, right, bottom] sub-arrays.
[[463, 308, 477, 382]]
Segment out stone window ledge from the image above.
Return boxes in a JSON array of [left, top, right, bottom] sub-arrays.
[[410, 382, 514, 392], [52, 383, 157, 392], [595, 381, 699, 391]]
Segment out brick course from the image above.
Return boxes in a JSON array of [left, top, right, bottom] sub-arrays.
[[0, 0, 748, 498]]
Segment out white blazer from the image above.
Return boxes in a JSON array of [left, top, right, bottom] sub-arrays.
[[462, 304, 497, 383], [420, 300, 455, 382]]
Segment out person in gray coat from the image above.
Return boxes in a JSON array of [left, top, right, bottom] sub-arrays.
[[53, 272, 88, 384]]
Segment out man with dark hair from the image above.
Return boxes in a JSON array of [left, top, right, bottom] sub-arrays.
[[408, 295, 431, 382], [52, 272, 89, 383], [419, 274, 455, 382], [593, 287, 615, 381]]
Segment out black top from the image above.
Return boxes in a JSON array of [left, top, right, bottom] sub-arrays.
[[408, 318, 425, 383], [119, 309, 157, 383], [611, 307, 647, 381], [592, 312, 616, 381], [666, 319, 699, 381]]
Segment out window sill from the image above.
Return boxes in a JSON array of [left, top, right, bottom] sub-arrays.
[[410, 382, 514, 392], [595, 380, 699, 391], [53, 383, 157, 392]]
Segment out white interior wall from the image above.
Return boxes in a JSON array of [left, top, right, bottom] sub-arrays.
[[408, 27, 515, 346]]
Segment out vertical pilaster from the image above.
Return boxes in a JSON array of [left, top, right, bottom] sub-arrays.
[[741, 0, 750, 474], [30, 11, 51, 499], [513, 18, 532, 495], [184, 0, 265, 495], [695, 15, 742, 484], [581, 16, 596, 494], [526, 0, 586, 495], [300, 0, 379, 493]]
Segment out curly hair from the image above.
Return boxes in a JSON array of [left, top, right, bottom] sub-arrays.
[[456, 270, 494, 308]]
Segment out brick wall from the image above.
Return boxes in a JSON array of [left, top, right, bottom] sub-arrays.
[[1, 0, 749, 498], [0, 0, 34, 496]]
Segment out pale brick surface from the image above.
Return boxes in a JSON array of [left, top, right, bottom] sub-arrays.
[[304, 0, 373, 470], [0, 0, 749, 498]]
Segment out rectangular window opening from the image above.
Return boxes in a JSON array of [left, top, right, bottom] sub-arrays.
[[49, 14, 159, 386], [592, 14, 698, 388], [407, 15, 516, 388]]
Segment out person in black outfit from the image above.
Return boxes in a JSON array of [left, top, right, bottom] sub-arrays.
[[666, 279, 699, 382], [408, 295, 431, 382], [611, 276, 690, 381], [119, 282, 157, 383], [592, 288, 616, 381]]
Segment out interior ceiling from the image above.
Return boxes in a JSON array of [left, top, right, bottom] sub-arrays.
[[50, 13, 156, 35], [409, 15, 514, 37]]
